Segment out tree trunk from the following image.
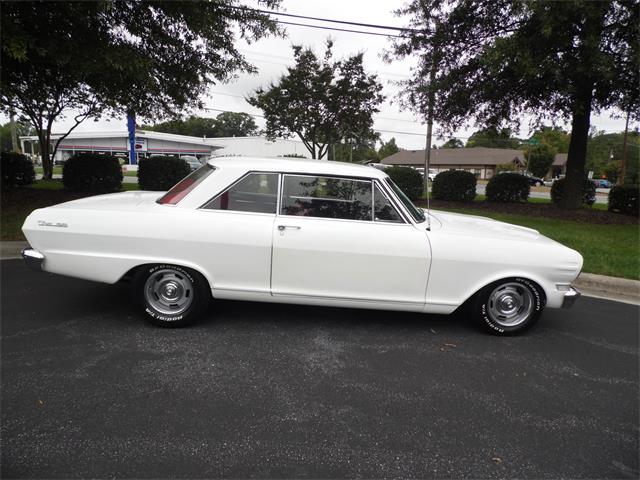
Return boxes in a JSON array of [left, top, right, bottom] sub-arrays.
[[41, 124, 53, 180], [560, 91, 593, 209]]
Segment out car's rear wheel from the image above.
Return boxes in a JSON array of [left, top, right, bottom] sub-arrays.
[[473, 277, 545, 335], [133, 264, 211, 327]]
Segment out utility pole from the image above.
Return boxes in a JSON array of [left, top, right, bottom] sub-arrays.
[[423, 56, 436, 196], [618, 108, 630, 185]]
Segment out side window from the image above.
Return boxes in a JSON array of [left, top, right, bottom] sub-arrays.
[[374, 183, 404, 223], [203, 172, 278, 214], [281, 175, 372, 221]]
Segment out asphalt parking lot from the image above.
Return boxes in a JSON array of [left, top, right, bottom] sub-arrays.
[[1, 258, 638, 479]]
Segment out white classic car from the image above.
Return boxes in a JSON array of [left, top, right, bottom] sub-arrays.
[[22, 157, 582, 335]]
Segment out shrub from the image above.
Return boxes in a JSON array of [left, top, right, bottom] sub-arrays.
[[385, 166, 423, 201], [550, 177, 596, 206], [432, 169, 476, 202], [1, 151, 36, 186], [486, 173, 530, 203], [608, 185, 639, 216], [62, 153, 123, 193], [138, 156, 191, 191]]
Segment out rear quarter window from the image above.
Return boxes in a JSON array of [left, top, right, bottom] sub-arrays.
[[157, 164, 215, 205]]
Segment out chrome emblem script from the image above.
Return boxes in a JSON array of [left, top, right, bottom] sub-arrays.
[[38, 220, 68, 228]]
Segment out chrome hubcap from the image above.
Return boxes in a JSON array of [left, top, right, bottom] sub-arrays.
[[144, 269, 193, 316], [487, 282, 534, 327]]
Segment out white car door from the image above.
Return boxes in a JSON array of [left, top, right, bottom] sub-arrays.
[[271, 174, 430, 308]]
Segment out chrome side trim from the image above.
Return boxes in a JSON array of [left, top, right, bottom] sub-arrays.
[[561, 286, 581, 309], [22, 248, 44, 272]]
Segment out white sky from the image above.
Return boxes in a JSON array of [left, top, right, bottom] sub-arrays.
[[4, 0, 634, 150]]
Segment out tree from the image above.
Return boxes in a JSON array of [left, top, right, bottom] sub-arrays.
[[526, 144, 556, 178], [145, 112, 259, 138], [248, 41, 384, 159], [440, 138, 464, 149], [0, 121, 33, 152], [390, 1, 639, 209], [212, 112, 259, 137], [465, 127, 521, 149], [331, 138, 379, 163], [1, 1, 280, 178], [531, 126, 570, 154], [378, 138, 400, 159]]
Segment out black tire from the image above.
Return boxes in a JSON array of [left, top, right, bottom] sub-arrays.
[[133, 264, 211, 328], [473, 277, 545, 335]]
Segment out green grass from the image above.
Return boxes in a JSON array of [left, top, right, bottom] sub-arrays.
[[123, 171, 138, 177], [34, 166, 63, 175], [433, 205, 640, 280], [27, 180, 139, 192]]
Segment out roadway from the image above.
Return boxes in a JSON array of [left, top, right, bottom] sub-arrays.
[[1, 259, 637, 478]]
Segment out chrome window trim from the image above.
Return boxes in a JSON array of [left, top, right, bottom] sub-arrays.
[[381, 177, 426, 225], [374, 179, 412, 224], [372, 180, 407, 224], [278, 173, 374, 223], [198, 171, 279, 213]]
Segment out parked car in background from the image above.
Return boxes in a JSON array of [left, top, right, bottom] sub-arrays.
[[22, 157, 582, 335], [592, 179, 612, 189], [522, 172, 545, 186], [181, 155, 203, 172]]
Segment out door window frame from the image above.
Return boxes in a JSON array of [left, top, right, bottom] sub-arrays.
[[198, 171, 281, 216]]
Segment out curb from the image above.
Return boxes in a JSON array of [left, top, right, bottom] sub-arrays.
[[1, 241, 638, 305]]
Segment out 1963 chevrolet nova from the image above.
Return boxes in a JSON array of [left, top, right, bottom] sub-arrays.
[[21, 157, 582, 334]]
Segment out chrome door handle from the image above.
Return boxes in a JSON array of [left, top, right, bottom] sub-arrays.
[[277, 225, 301, 231]]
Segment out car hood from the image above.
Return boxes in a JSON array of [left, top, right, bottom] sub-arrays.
[[427, 209, 548, 243]]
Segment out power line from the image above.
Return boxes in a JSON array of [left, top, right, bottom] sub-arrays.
[[274, 20, 403, 38], [233, 6, 418, 33]]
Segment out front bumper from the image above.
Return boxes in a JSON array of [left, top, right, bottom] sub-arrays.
[[561, 286, 581, 308], [22, 248, 44, 272]]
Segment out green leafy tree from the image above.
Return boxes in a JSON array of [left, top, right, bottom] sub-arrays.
[[390, 1, 639, 209], [211, 112, 259, 137], [331, 139, 379, 163], [465, 127, 521, 149], [440, 138, 464, 149], [0, 121, 33, 152], [248, 41, 384, 159], [532, 126, 570, 154], [1, 1, 280, 179], [378, 138, 400, 159], [525, 144, 556, 178]]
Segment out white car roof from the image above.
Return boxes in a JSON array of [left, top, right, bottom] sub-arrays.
[[207, 156, 388, 180]]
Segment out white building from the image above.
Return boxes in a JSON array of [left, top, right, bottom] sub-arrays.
[[210, 136, 323, 159], [19, 130, 323, 164], [20, 130, 219, 163]]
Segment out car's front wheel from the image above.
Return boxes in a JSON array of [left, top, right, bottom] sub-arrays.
[[133, 264, 211, 327], [473, 277, 545, 335]]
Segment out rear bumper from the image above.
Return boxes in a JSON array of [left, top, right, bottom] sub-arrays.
[[22, 248, 44, 272], [561, 286, 581, 308]]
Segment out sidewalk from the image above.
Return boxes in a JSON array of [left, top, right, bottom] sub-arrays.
[[2, 240, 638, 305]]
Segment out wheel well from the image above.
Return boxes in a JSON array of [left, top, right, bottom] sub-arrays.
[[119, 263, 212, 293], [460, 276, 547, 311]]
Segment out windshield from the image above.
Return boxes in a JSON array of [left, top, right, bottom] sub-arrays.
[[384, 178, 426, 223]]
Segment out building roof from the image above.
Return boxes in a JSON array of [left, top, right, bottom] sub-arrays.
[[553, 153, 568, 166], [381, 147, 526, 166], [207, 156, 387, 179]]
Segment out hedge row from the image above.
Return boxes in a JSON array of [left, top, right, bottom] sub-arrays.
[[1, 151, 35, 186], [608, 185, 639, 216], [432, 170, 476, 202], [550, 178, 596, 207], [385, 166, 423, 201], [485, 173, 530, 202], [62, 153, 123, 193], [138, 156, 191, 191]]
